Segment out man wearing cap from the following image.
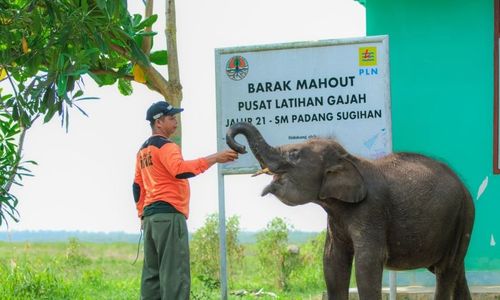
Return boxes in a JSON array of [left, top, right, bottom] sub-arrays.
[[133, 101, 238, 299]]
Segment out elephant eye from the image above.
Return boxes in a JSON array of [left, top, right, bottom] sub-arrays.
[[286, 149, 300, 161]]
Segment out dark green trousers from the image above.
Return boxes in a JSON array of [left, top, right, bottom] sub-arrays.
[[141, 213, 190, 300]]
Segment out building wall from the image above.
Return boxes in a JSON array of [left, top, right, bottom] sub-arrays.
[[364, 0, 499, 270]]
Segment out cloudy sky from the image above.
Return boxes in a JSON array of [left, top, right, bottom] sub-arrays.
[[2, 0, 365, 234]]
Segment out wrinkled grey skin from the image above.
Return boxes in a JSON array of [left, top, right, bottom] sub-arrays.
[[226, 122, 475, 300]]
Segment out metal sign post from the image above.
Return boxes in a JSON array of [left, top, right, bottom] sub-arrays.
[[217, 167, 228, 300], [389, 270, 397, 300]]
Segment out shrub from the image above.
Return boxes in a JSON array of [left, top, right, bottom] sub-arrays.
[[66, 237, 91, 266], [256, 217, 302, 291], [190, 214, 244, 291]]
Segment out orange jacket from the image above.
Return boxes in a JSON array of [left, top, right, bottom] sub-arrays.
[[133, 135, 209, 218]]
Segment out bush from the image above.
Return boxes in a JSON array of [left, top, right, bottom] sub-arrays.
[[66, 237, 90, 266], [256, 217, 302, 291], [190, 213, 244, 292]]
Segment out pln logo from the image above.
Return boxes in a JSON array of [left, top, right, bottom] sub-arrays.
[[226, 56, 249, 81], [358, 47, 377, 66]]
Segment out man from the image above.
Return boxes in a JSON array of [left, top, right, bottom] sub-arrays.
[[133, 101, 238, 299]]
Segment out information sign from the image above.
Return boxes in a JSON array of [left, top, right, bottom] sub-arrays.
[[215, 36, 392, 173]]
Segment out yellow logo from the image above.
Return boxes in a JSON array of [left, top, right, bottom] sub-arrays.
[[359, 47, 377, 66]]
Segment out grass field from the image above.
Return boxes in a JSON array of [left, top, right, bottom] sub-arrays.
[[0, 238, 329, 299], [0, 239, 141, 299]]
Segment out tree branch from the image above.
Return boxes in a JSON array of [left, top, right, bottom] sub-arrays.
[[108, 44, 173, 98], [142, 0, 154, 56], [5, 69, 19, 107], [91, 68, 163, 94]]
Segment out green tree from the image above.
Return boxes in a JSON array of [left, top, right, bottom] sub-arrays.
[[190, 214, 244, 290], [0, 0, 182, 226]]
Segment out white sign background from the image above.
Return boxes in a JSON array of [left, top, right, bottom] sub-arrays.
[[216, 36, 392, 174]]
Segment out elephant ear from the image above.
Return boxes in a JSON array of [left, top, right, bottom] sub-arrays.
[[319, 158, 367, 203]]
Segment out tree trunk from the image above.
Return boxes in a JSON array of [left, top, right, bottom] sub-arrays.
[[165, 0, 183, 145]]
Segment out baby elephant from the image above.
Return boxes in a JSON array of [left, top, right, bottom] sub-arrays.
[[226, 122, 474, 300]]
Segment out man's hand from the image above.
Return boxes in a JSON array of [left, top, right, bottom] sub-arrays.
[[204, 149, 239, 166], [215, 149, 239, 163]]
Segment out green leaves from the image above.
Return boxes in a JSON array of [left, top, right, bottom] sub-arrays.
[[0, 113, 22, 226], [0, 0, 167, 226], [88, 73, 118, 87], [149, 50, 168, 65], [136, 14, 158, 31], [118, 78, 133, 96], [131, 14, 158, 31], [129, 41, 150, 66], [57, 75, 68, 97]]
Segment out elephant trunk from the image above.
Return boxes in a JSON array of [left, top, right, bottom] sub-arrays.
[[226, 122, 290, 172]]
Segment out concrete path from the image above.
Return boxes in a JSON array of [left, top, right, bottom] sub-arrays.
[[345, 286, 500, 300]]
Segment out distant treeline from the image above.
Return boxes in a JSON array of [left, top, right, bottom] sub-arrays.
[[0, 230, 141, 243], [0, 230, 320, 244]]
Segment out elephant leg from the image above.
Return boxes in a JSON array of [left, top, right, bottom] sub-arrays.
[[324, 233, 353, 300], [434, 266, 471, 300], [437, 207, 473, 300], [452, 264, 471, 300], [354, 248, 385, 300], [434, 267, 459, 300], [434, 271, 455, 300]]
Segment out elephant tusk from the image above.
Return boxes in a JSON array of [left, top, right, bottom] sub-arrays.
[[251, 167, 273, 177]]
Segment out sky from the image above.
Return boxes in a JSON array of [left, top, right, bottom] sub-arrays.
[[2, 0, 366, 234]]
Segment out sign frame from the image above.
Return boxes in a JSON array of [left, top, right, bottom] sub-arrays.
[[215, 35, 392, 175]]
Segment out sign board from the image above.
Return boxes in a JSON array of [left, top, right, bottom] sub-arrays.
[[215, 36, 392, 174]]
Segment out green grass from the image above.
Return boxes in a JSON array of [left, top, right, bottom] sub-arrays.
[[0, 240, 141, 299], [0, 237, 350, 299], [226, 244, 324, 297]]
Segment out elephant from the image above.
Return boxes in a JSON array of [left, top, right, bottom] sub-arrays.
[[225, 122, 475, 300]]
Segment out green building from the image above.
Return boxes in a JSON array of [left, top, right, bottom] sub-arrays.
[[356, 0, 500, 284]]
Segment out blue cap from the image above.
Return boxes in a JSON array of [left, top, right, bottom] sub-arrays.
[[146, 101, 184, 121]]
